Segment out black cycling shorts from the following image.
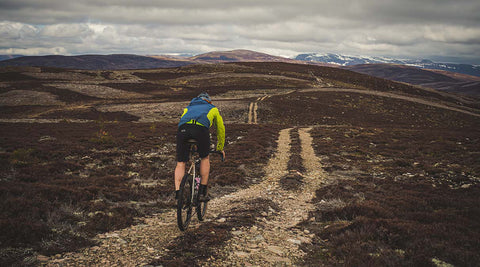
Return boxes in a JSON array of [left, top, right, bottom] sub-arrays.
[[176, 124, 210, 162]]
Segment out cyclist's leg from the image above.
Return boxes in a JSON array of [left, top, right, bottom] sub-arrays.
[[200, 156, 210, 185], [195, 126, 210, 186], [174, 162, 186, 191], [175, 125, 190, 195], [193, 126, 210, 200], [198, 157, 210, 200]]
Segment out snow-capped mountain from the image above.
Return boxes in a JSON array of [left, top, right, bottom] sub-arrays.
[[295, 53, 480, 77], [295, 53, 407, 66], [0, 55, 23, 61]]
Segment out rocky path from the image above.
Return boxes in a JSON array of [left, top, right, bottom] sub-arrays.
[[44, 127, 326, 266], [45, 211, 180, 266], [205, 127, 325, 266]]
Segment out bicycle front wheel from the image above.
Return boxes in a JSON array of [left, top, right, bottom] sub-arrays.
[[177, 174, 193, 231], [196, 197, 208, 221]]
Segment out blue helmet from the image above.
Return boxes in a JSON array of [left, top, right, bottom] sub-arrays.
[[198, 92, 211, 102]]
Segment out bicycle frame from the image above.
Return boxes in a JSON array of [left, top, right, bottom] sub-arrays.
[[186, 148, 201, 206]]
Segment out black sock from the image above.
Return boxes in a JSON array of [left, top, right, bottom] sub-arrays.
[[199, 184, 207, 196], [175, 190, 180, 199]]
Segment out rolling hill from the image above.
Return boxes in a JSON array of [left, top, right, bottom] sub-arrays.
[[346, 63, 480, 96], [0, 50, 300, 70], [0, 54, 193, 70], [2, 50, 478, 97], [189, 49, 299, 63]]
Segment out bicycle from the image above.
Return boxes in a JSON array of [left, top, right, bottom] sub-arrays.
[[177, 138, 224, 231]]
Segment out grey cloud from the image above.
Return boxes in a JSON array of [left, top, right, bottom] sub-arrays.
[[0, 22, 37, 39], [0, 0, 479, 63], [3, 0, 477, 26], [40, 24, 93, 38]]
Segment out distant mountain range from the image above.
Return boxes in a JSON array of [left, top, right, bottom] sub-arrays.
[[295, 53, 480, 77], [2, 51, 478, 77], [294, 53, 480, 96], [0, 54, 193, 70], [0, 50, 300, 70], [0, 50, 478, 96]]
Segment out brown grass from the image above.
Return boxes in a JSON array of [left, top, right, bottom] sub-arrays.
[[300, 125, 480, 266], [1, 62, 479, 266], [0, 122, 280, 266]]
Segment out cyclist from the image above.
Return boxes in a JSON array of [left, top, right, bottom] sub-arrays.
[[174, 92, 225, 202]]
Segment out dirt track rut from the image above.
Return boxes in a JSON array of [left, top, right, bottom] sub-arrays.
[[247, 95, 270, 124], [206, 127, 325, 266], [45, 127, 326, 266]]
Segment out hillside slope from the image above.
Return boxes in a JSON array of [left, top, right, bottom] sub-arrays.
[[0, 54, 193, 70], [0, 62, 479, 266], [346, 64, 480, 96], [2, 50, 477, 97], [0, 50, 300, 70], [190, 49, 300, 63]]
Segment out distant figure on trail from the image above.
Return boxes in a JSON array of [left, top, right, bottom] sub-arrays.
[[174, 92, 225, 202]]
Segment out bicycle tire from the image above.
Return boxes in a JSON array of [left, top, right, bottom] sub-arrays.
[[177, 174, 193, 231], [196, 196, 208, 221]]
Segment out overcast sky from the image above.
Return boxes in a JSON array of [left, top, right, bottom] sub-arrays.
[[1, 0, 479, 64]]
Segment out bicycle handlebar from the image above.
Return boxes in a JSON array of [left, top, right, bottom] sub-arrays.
[[210, 150, 225, 162]]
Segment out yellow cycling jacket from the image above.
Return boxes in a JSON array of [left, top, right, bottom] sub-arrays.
[[179, 97, 225, 151]]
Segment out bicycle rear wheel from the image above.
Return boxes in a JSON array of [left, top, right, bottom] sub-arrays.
[[177, 174, 193, 231]]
